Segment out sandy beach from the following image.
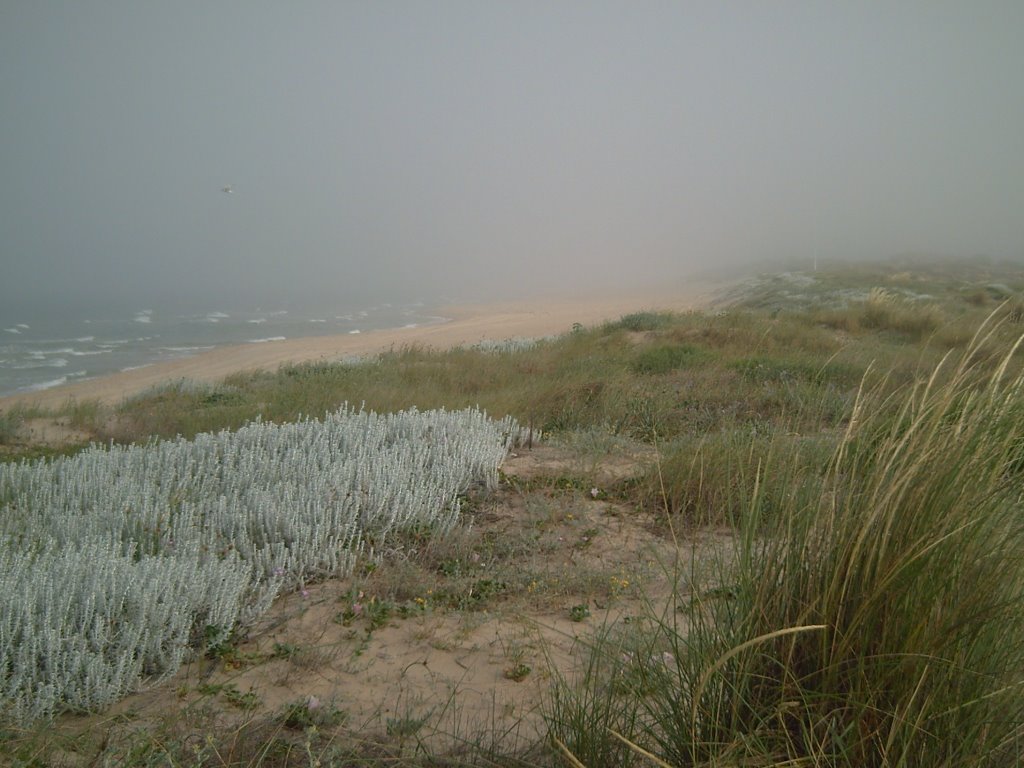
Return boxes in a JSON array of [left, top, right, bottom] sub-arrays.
[[0, 282, 724, 411]]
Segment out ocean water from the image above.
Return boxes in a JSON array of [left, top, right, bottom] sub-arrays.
[[0, 302, 448, 397]]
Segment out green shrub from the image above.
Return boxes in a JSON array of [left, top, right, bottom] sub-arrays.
[[607, 311, 674, 332], [631, 344, 706, 375], [731, 355, 859, 386], [0, 409, 24, 445]]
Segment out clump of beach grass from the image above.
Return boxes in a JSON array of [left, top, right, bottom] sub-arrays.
[[550, 316, 1024, 766], [607, 311, 675, 333], [0, 407, 25, 446]]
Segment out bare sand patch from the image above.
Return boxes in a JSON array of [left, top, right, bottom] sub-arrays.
[[47, 444, 727, 761]]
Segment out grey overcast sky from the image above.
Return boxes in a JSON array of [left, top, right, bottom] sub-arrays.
[[2, 2, 1022, 314]]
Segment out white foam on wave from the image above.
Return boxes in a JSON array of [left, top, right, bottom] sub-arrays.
[[22, 376, 67, 392], [248, 336, 286, 343], [30, 347, 72, 356], [159, 345, 215, 353], [17, 370, 86, 392], [134, 312, 153, 324], [76, 336, 95, 342], [120, 363, 153, 372], [248, 318, 267, 324], [16, 323, 30, 329], [29, 347, 111, 358], [309, 319, 326, 323], [69, 349, 111, 357], [349, 329, 361, 335], [4, 328, 20, 334], [15, 357, 68, 370]]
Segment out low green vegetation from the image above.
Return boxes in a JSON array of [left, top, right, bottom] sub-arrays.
[[552, 325, 1024, 765], [5, 258, 1024, 765], [0, 260, 1015, 455], [0, 408, 22, 444], [631, 344, 707, 375]]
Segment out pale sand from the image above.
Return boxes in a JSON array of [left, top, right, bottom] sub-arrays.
[[0, 282, 726, 411]]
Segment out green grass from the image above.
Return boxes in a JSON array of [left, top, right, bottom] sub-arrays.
[[0, 408, 24, 445], [551, 319, 1024, 766], [8, 258, 1024, 765], [631, 344, 707, 375], [606, 311, 675, 332], [3, 259, 1015, 454], [0, 403, 44, 449]]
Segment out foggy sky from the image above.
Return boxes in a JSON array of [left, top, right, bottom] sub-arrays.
[[2, 2, 1023, 316]]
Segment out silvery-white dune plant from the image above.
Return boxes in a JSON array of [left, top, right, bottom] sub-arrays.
[[0, 404, 535, 724]]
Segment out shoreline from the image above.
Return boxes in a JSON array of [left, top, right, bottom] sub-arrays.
[[0, 282, 726, 411]]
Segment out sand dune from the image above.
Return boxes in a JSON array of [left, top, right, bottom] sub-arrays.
[[0, 284, 724, 410]]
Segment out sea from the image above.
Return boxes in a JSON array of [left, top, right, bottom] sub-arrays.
[[0, 301, 448, 397]]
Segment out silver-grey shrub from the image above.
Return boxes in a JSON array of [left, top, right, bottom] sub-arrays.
[[472, 336, 550, 354], [0, 405, 531, 724]]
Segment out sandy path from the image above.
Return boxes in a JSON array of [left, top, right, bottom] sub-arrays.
[[0, 282, 724, 410]]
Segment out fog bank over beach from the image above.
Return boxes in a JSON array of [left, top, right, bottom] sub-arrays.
[[3, 3, 1023, 321]]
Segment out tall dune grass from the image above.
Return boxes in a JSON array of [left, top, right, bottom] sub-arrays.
[[551, 321, 1024, 766]]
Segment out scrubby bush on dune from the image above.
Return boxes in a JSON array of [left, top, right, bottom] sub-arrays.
[[607, 311, 675, 333], [631, 344, 707, 376], [0, 405, 532, 725]]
